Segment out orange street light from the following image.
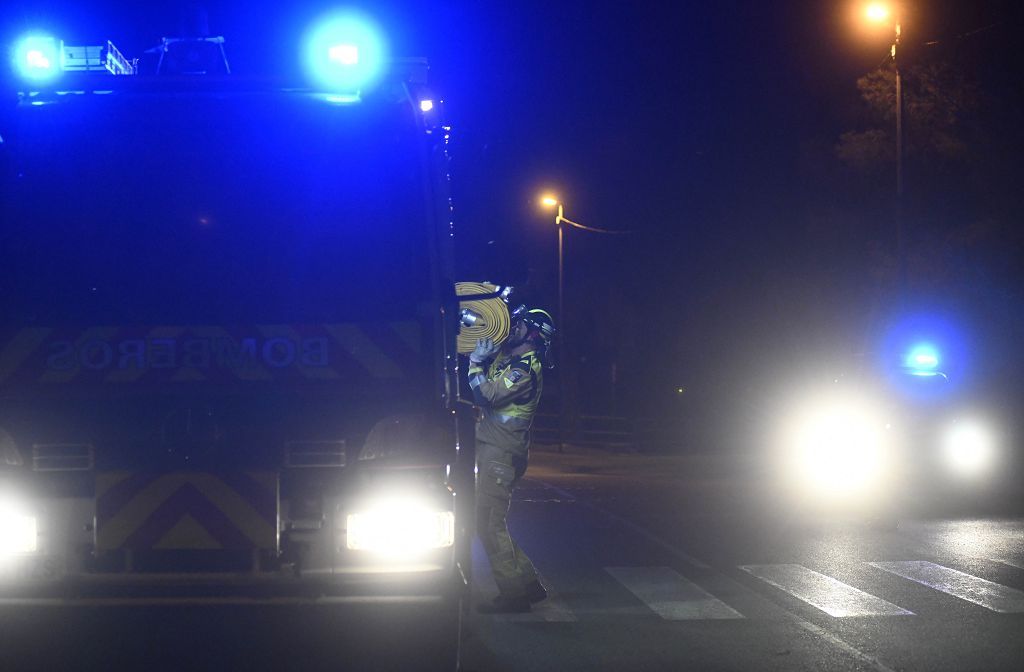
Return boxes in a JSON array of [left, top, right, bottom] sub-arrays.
[[864, 3, 891, 23]]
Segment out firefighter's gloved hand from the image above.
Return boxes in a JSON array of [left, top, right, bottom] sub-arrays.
[[469, 338, 499, 364]]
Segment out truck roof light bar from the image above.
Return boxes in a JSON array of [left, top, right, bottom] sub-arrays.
[[63, 40, 137, 75], [12, 35, 64, 82], [152, 36, 231, 76]]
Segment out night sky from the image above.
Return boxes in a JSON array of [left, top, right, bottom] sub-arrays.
[[4, 1, 1023, 419]]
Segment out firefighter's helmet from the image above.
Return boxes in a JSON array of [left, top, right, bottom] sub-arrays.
[[511, 305, 556, 366]]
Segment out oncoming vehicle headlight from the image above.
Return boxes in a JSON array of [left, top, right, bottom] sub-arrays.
[[785, 397, 891, 497], [943, 420, 995, 477], [346, 497, 454, 556], [0, 502, 38, 555]]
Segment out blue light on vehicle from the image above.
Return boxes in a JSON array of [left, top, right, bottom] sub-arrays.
[[302, 11, 388, 92], [905, 343, 940, 376], [324, 93, 361, 104], [12, 35, 64, 83], [328, 43, 359, 66], [419, 99, 434, 112], [879, 312, 969, 401]]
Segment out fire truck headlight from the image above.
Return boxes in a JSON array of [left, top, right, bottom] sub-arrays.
[[943, 420, 995, 476], [12, 34, 64, 83], [0, 502, 38, 555], [346, 497, 454, 558], [784, 397, 891, 499], [303, 11, 388, 93]]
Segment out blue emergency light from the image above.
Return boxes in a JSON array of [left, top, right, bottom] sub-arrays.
[[302, 11, 388, 93], [12, 34, 64, 82], [905, 343, 941, 377]]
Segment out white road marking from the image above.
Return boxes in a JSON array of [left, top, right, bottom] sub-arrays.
[[534, 480, 710, 569], [741, 564, 913, 617], [994, 558, 1024, 571], [533, 480, 898, 672], [605, 566, 744, 620], [870, 560, 1024, 613]]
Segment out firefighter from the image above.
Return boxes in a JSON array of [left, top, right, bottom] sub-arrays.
[[468, 307, 555, 613]]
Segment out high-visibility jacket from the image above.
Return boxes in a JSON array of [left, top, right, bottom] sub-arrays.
[[468, 349, 543, 456]]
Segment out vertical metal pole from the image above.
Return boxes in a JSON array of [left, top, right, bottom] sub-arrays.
[[894, 21, 906, 304], [557, 205, 565, 452]]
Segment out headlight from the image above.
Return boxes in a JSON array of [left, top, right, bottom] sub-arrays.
[[0, 502, 38, 555], [943, 420, 995, 477], [785, 397, 891, 497], [346, 497, 454, 557]]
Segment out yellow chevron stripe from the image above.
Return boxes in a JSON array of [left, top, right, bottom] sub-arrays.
[[324, 324, 403, 378], [154, 514, 223, 550], [97, 473, 194, 549], [187, 473, 276, 547], [391, 321, 423, 354], [259, 324, 339, 380], [96, 471, 135, 499], [96, 473, 277, 550], [0, 328, 52, 383]]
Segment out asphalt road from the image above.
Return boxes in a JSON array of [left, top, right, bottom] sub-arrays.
[[461, 447, 1024, 672], [1, 446, 1020, 671]]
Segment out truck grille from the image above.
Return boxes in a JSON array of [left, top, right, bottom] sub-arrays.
[[32, 443, 94, 471]]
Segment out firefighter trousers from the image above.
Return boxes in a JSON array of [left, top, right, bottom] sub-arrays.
[[476, 440, 538, 599]]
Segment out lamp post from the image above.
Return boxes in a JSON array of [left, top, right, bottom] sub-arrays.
[[864, 2, 906, 300], [540, 194, 575, 449], [540, 196, 565, 353], [539, 194, 629, 446]]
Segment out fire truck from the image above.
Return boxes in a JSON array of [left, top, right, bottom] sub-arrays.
[[1, 13, 467, 670]]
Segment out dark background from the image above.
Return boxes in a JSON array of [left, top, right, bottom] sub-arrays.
[[3, 1, 1023, 436]]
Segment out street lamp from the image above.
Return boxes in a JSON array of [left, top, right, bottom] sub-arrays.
[[539, 194, 630, 447], [539, 194, 572, 341], [863, 2, 906, 299], [865, 3, 891, 22], [538, 193, 590, 353], [540, 194, 569, 448]]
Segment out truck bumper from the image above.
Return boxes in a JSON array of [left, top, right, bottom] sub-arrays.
[[0, 563, 465, 607]]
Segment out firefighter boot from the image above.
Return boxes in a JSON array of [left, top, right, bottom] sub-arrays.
[[524, 579, 548, 604], [477, 593, 532, 614]]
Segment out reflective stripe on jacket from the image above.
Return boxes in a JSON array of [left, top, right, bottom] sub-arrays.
[[468, 350, 543, 454]]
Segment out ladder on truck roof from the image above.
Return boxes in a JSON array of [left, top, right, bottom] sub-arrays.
[[63, 40, 137, 76]]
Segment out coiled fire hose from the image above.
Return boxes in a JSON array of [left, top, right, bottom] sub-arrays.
[[455, 282, 511, 354]]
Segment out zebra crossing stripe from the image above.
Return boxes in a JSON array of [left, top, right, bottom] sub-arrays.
[[606, 566, 744, 620], [870, 561, 1024, 613], [994, 558, 1024, 571], [741, 564, 913, 617]]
